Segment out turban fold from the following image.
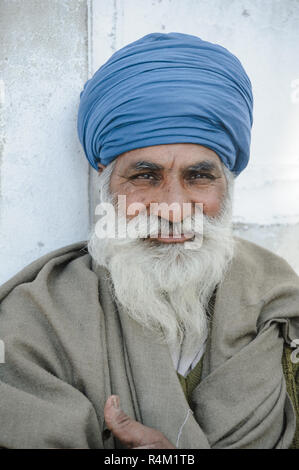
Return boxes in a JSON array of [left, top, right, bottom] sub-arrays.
[[77, 32, 253, 176]]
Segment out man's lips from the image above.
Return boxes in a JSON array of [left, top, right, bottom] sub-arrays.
[[146, 233, 195, 243]]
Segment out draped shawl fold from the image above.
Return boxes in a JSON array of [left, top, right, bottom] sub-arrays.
[[0, 238, 298, 448], [77, 32, 253, 176]]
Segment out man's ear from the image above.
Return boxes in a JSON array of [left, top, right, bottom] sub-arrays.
[[97, 162, 106, 174]]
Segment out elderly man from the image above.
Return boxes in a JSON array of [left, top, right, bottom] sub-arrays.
[[0, 32, 299, 449]]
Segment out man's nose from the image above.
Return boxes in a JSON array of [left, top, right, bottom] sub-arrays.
[[149, 180, 193, 223]]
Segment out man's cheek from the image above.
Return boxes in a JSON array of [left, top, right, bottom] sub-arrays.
[[200, 188, 226, 217], [125, 193, 150, 214], [202, 199, 222, 217]]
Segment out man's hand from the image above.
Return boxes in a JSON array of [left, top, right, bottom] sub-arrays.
[[104, 395, 176, 449]]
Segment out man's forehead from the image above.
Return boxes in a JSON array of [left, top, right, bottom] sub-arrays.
[[116, 145, 223, 171]]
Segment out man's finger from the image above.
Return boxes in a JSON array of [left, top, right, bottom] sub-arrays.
[[104, 395, 166, 449]]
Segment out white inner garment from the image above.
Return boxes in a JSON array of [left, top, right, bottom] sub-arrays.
[[167, 330, 208, 378]]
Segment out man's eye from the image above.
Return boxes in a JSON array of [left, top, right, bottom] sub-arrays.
[[131, 173, 157, 180], [188, 172, 215, 180]]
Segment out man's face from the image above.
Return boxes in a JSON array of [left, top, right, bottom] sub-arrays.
[[91, 143, 234, 348], [107, 143, 227, 243]]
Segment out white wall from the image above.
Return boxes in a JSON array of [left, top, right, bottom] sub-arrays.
[[0, 0, 90, 284], [90, 0, 299, 272]]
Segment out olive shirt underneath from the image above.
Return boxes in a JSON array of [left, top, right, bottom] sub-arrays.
[[177, 345, 299, 449]]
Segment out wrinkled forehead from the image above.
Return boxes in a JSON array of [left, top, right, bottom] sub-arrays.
[[114, 143, 224, 173]]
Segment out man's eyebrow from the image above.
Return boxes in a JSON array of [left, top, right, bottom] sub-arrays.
[[126, 159, 219, 172], [185, 161, 219, 172], [128, 160, 164, 171]]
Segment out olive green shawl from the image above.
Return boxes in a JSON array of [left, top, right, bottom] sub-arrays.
[[177, 345, 299, 448]]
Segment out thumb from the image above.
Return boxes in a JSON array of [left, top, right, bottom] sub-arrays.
[[104, 395, 157, 448]]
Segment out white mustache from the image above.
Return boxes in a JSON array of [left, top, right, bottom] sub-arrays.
[[116, 210, 204, 240]]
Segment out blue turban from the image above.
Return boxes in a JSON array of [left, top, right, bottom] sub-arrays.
[[77, 32, 253, 176]]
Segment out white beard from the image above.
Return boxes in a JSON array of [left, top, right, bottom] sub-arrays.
[[88, 161, 235, 354]]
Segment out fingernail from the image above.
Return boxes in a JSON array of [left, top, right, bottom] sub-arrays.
[[112, 395, 120, 409]]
